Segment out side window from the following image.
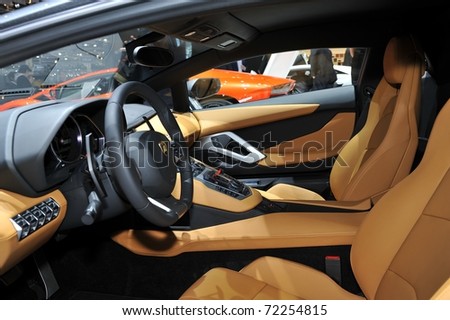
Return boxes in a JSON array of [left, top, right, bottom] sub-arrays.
[[191, 47, 367, 109]]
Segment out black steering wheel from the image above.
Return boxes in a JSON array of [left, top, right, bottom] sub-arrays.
[[104, 81, 193, 227]]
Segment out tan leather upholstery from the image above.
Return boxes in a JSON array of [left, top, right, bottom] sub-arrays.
[[179, 98, 450, 300], [112, 212, 366, 257], [432, 278, 450, 300], [259, 113, 355, 166], [193, 104, 318, 137], [181, 256, 364, 300], [264, 36, 424, 202], [258, 183, 325, 201]]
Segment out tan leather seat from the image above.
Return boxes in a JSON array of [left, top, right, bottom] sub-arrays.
[[180, 97, 450, 300], [262, 36, 424, 202]]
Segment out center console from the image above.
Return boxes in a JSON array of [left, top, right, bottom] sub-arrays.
[[192, 161, 251, 200], [170, 158, 371, 232], [112, 158, 369, 257]]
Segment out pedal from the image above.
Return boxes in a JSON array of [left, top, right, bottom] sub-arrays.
[[33, 249, 59, 299]]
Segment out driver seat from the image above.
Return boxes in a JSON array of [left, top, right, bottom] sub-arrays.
[[179, 98, 450, 300], [261, 35, 424, 202]]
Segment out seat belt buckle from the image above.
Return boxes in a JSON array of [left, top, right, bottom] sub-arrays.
[[325, 255, 342, 285]]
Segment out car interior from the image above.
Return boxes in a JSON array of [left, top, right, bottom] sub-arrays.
[[0, 1, 449, 300]]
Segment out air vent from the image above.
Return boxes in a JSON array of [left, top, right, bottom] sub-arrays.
[[50, 116, 82, 163]]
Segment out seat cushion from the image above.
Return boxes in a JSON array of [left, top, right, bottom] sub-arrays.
[[259, 184, 325, 201], [180, 256, 364, 300], [180, 267, 300, 300]]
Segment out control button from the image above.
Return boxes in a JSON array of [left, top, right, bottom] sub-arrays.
[[43, 207, 54, 222], [11, 216, 30, 240], [32, 207, 47, 227], [45, 198, 60, 211], [22, 211, 39, 234], [45, 198, 60, 220], [52, 209, 59, 220], [9, 198, 60, 241]]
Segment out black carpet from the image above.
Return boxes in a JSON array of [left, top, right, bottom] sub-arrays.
[[2, 219, 361, 299]]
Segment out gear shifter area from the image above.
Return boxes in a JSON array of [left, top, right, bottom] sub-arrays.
[[192, 161, 251, 199]]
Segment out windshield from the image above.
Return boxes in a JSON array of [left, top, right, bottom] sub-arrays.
[[0, 27, 205, 112]]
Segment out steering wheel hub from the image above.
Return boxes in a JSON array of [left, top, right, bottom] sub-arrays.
[[126, 131, 177, 198]]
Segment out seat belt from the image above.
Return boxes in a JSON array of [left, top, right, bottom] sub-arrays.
[[412, 70, 438, 170], [352, 85, 374, 136], [325, 256, 342, 285]]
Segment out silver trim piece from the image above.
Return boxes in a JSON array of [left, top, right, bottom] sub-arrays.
[[147, 197, 171, 212], [199, 131, 266, 164], [10, 218, 23, 240]]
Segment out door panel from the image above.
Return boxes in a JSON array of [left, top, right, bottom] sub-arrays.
[[191, 85, 356, 193], [193, 103, 319, 137], [259, 112, 355, 167]]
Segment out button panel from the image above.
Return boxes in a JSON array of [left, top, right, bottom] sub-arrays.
[[9, 198, 60, 241]]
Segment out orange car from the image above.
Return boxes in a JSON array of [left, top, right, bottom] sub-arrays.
[[0, 68, 117, 111], [191, 68, 295, 108], [1, 67, 294, 111]]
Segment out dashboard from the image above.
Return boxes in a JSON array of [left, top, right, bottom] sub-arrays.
[[0, 96, 258, 275], [0, 98, 158, 275], [0, 98, 156, 230]]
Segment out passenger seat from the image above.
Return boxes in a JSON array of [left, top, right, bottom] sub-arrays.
[[261, 35, 425, 202], [180, 97, 450, 300]]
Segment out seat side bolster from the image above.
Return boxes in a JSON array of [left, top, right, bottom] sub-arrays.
[[241, 256, 365, 300], [180, 267, 299, 300], [261, 184, 325, 201]]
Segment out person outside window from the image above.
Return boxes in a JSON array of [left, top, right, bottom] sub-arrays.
[[309, 48, 337, 90]]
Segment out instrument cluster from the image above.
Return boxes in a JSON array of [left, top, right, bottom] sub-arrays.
[[45, 113, 104, 181]]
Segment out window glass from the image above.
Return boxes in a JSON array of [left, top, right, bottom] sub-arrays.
[[191, 47, 367, 109], [0, 28, 207, 112]]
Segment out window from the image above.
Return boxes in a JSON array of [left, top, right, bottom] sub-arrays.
[[191, 47, 367, 109]]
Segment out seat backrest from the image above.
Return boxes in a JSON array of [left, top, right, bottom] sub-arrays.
[[330, 36, 424, 201], [350, 98, 450, 299]]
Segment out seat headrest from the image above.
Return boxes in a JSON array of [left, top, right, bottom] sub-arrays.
[[383, 36, 422, 85]]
